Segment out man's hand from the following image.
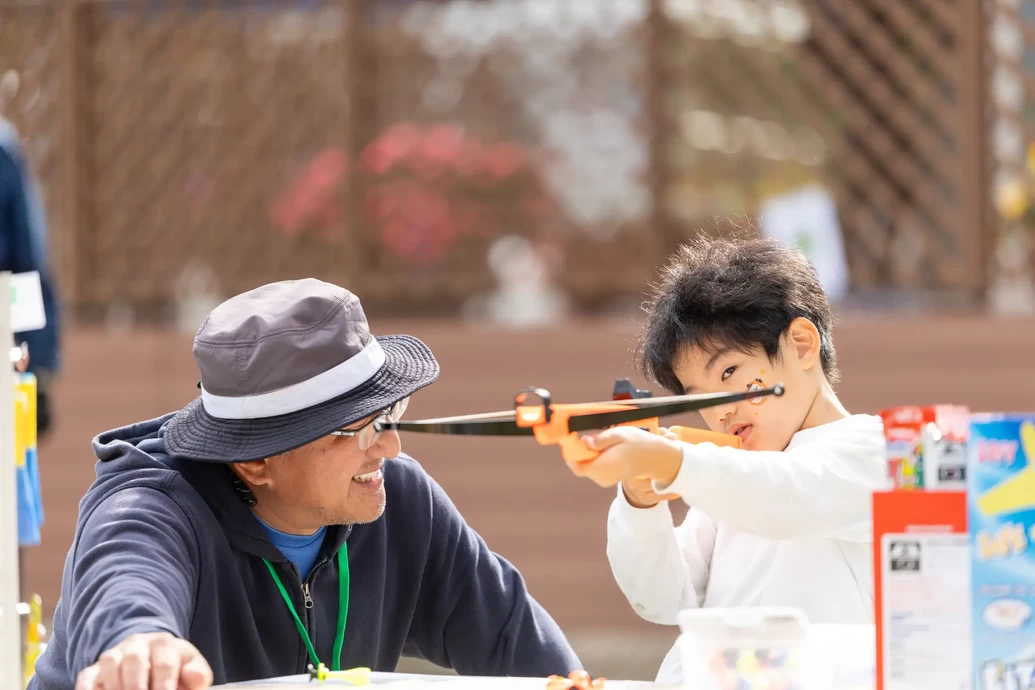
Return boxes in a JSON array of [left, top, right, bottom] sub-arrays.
[[75, 632, 213, 690], [567, 426, 683, 489]]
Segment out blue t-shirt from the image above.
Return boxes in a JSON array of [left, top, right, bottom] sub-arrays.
[[255, 516, 326, 579]]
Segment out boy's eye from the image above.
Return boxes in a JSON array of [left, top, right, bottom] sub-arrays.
[[721, 366, 736, 381]]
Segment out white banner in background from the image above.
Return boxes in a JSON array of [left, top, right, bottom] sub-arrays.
[[759, 185, 850, 302], [9, 271, 46, 334]]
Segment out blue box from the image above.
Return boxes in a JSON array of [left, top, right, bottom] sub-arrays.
[[968, 413, 1035, 690]]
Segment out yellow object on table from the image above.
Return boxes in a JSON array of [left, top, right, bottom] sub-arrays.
[[308, 664, 371, 685], [22, 593, 43, 689]]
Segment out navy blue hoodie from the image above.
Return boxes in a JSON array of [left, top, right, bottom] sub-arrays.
[[29, 415, 582, 688]]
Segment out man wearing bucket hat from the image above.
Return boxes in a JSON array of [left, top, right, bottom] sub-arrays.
[[29, 278, 582, 690]]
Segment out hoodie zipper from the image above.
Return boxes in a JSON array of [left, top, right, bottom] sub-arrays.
[[279, 535, 346, 673], [294, 556, 331, 670], [289, 563, 312, 672]]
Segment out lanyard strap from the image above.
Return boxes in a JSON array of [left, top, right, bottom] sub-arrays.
[[262, 543, 350, 671]]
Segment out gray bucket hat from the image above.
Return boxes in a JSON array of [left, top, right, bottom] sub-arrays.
[[162, 278, 439, 462]]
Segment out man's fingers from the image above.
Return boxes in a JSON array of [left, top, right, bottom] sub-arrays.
[[96, 647, 125, 690], [178, 648, 214, 690], [76, 633, 211, 690], [76, 665, 102, 690], [118, 636, 152, 690], [147, 636, 182, 690]]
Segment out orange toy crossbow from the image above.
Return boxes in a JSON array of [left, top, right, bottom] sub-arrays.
[[377, 379, 783, 463]]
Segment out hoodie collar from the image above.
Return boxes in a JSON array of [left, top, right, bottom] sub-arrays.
[[172, 455, 354, 563], [93, 414, 353, 563]]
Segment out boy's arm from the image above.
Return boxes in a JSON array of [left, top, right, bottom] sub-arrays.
[[606, 486, 715, 625], [653, 432, 888, 541]]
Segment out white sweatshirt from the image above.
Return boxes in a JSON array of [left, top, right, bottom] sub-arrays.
[[606, 414, 890, 683]]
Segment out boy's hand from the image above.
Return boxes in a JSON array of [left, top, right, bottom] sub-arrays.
[[621, 427, 681, 507], [568, 426, 683, 488], [621, 476, 679, 508]]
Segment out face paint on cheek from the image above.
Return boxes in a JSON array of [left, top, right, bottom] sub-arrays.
[[748, 378, 767, 406]]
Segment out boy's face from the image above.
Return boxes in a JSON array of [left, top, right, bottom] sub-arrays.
[[672, 320, 822, 452]]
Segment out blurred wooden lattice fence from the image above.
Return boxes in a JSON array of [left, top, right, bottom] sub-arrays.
[[0, 0, 990, 320], [654, 0, 988, 294]]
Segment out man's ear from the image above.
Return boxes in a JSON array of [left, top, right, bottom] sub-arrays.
[[231, 460, 272, 488], [786, 317, 821, 371]]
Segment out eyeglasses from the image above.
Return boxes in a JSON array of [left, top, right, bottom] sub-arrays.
[[329, 397, 409, 450]]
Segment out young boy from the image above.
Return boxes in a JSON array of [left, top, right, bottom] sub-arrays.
[[568, 234, 890, 683]]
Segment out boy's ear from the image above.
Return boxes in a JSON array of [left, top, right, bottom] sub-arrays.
[[786, 317, 821, 370]]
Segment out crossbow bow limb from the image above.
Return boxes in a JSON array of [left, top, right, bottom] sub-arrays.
[[377, 379, 784, 464]]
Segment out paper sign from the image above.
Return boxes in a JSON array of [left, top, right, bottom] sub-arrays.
[[873, 490, 970, 690], [8, 271, 46, 334], [880, 531, 971, 690]]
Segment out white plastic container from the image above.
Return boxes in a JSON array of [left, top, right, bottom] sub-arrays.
[[677, 607, 810, 690]]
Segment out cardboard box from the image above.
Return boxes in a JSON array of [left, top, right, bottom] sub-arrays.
[[967, 414, 1035, 690], [879, 405, 969, 490]]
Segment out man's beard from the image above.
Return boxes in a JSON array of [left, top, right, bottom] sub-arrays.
[[332, 488, 387, 526]]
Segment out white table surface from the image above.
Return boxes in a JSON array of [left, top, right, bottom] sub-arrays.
[[216, 624, 877, 689], [217, 671, 670, 690]]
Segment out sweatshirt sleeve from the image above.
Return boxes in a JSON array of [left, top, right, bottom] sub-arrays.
[[64, 485, 199, 676], [0, 144, 61, 374], [606, 486, 715, 625], [405, 473, 583, 677], [653, 422, 889, 541], [0, 145, 39, 274]]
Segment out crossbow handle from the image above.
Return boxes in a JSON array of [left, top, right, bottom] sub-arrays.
[[668, 426, 743, 449], [556, 422, 743, 464], [552, 417, 662, 463], [557, 425, 743, 501]]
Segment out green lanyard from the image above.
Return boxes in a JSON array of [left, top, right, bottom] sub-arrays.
[[262, 543, 349, 671]]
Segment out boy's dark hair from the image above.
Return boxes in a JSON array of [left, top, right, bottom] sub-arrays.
[[636, 233, 840, 394]]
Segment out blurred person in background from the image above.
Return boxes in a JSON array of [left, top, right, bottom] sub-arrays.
[[1, 69, 61, 438]]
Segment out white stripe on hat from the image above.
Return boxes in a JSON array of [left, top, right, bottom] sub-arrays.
[[200, 337, 386, 420]]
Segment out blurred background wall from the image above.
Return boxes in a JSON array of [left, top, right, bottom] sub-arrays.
[[2, 0, 1035, 679]]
